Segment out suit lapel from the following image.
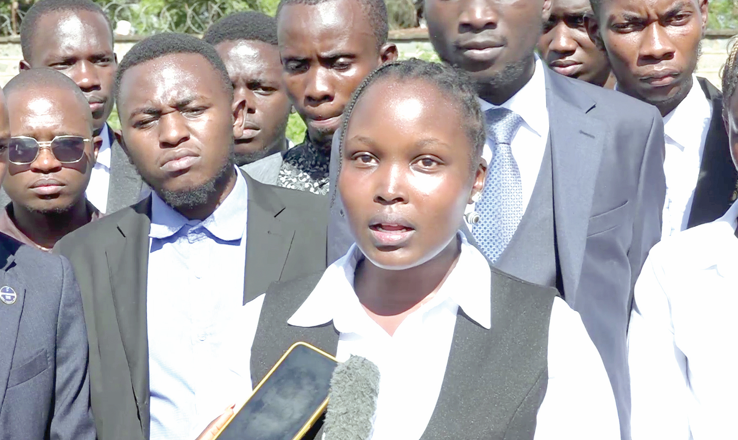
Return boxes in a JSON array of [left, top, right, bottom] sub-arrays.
[[688, 78, 738, 228], [0, 244, 24, 411], [105, 198, 152, 437], [107, 126, 144, 214], [545, 70, 607, 301], [242, 172, 294, 303]]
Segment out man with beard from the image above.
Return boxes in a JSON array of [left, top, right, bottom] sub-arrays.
[[55, 33, 328, 440], [0, 69, 101, 251], [587, 0, 738, 237], [12, 0, 143, 215], [204, 11, 293, 177], [538, 0, 615, 88], [423, 0, 666, 437]]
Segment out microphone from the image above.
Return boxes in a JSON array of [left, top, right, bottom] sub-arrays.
[[323, 355, 380, 440]]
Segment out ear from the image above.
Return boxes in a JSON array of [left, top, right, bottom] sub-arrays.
[[18, 60, 31, 72], [699, 0, 709, 35], [468, 158, 487, 204], [232, 98, 246, 140], [542, 0, 553, 22], [585, 13, 606, 52], [379, 43, 399, 64]]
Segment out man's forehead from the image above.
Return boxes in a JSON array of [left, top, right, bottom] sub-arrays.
[[278, 0, 369, 47], [602, 0, 697, 14], [120, 55, 222, 107], [33, 11, 113, 59]]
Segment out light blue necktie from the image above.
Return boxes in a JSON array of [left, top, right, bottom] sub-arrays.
[[473, 107, 524, 263]]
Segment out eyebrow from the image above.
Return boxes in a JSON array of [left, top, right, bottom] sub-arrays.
[[664, 1, 691, 17], [128, 95, 205, 118]]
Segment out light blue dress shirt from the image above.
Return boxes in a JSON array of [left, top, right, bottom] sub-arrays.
[[147, 168, 251, 439]]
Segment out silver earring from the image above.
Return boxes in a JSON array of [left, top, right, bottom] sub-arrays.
[[471, 193, 481, 203], [465, 211, 480, 224]]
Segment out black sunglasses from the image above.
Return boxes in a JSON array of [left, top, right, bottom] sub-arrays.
[[5, 135, 91, 165]]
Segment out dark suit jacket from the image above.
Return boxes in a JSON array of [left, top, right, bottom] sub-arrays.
[[535, 69, 665, 439], [0, 233, 95, 440], [54, 171, 328, 440], [687, 77, 738, 227], [106, 125, 145, 214], [0, 124, 144, 214]]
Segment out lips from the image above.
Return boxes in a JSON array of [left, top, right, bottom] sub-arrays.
[[307, 115, 342, 132], [456, 38, 504, 63], [86, 96, 106, 115], [29, 178, 65, 196], [639, 69, 680, 87], [239, 121, 261, 141], [549, 59, 582, 77], [368, 214, 416, 248], [159, 148, 201, 173]]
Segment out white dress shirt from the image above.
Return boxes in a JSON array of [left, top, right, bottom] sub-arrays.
[[629, 200, 738, 440], [226, 234, 620, 440], [473, 56, 550, 218], [661, 77, 712, 239], [147, 168, 251, 440], [86, 124, 112, 213]]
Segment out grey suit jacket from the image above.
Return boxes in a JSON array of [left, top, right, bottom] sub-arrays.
[[0, 233, 95, 440], [54, 171, 328, 440], [327, 68, 666, 439], [0, 124, 144, 214]]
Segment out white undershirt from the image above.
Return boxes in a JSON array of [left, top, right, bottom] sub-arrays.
[[223, 234, 620, 440], [630, 201, 738, 440], [86, 124, 112, 213], [661, 77, 712, 239]]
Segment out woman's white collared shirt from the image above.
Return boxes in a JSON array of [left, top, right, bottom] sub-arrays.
[[224, 234, 620, 439], [630, 202, 738, 440]]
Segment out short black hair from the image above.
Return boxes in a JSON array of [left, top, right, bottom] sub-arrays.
[[332, 58, 484, 206], [203, 11, 278, 47], [276, 0, 389, 49], [115, 33, 233, 105], [20, 0, 114, 61], [4, 68, 91, 124]]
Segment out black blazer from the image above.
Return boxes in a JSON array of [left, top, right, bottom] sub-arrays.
[[0, 233, 95, 440], [55, 171, 329, 440], [687, 77, 738, 227]]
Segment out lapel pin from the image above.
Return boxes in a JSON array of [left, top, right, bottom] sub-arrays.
[[0, 286, 16, 305]]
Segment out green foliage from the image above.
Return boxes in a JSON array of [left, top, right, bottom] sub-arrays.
[[286, 112, 306, 145], [709, 0, 738, 30]]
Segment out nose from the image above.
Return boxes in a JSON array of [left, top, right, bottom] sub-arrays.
[[158, 113, 191, 148], [234, 86, 256, 115], [458, 0, 498, 33], [30, 146, 63, 174], [70, 60, 101, 92], [304, 67, 334, 107], [374, 162, 408, 205], [640, 23, 675, 62], [549, 22, 577, 56]]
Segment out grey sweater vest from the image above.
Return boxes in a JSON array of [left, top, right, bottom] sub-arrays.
[[250, 265, 557, 440]]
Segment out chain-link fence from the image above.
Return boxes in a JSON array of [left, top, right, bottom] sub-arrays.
[[0, 0, 418, 37]]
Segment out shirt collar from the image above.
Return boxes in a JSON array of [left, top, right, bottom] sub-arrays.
[[96, 123, 112, 169], [478, 56, 548, 139], [149, 166, 248, 242], [287, 232, 492, 331], [662, 76, 712, 151]]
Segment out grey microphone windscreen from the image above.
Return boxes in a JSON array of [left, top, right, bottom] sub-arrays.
[[323, 355, 380, 440]]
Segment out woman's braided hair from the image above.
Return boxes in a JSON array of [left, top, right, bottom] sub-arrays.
[[722, 36, 738, 121], [331, 58, 486, 207]]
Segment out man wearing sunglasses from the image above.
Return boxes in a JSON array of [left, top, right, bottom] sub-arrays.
[[0, 69, 101, 251], [0, 73, 96, 440]]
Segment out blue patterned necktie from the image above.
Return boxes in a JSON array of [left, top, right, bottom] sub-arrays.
[[473, 107, 525, 263]]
